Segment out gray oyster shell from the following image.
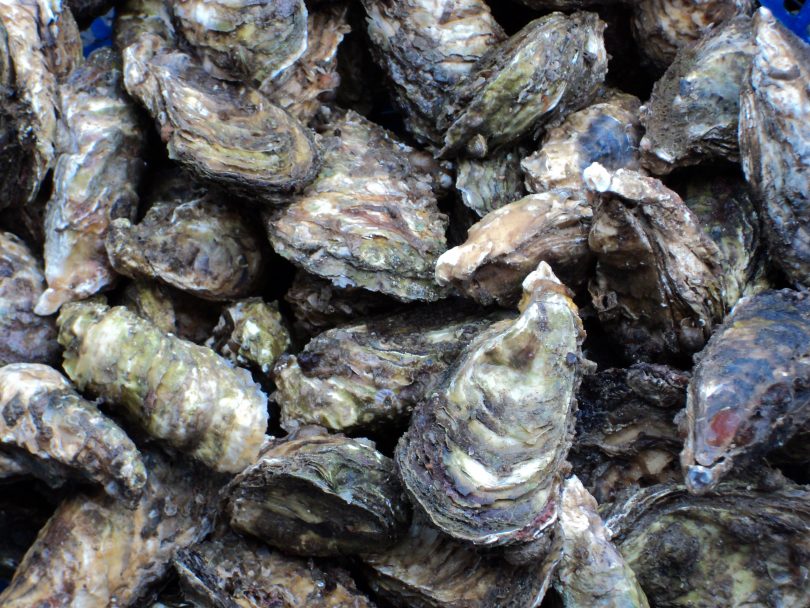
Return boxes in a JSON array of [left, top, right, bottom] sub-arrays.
[[456, 145, 527, 217]]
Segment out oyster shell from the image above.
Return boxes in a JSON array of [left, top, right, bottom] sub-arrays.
[[456, 146, 527, 218], [739, 8, 810, 288], [396, 263, 586, 549], [265, 110, 449, 302], [585, 165, 725, 364], [274, 303, 511, 434], [57, 300, 268, 473], [0, 363, 147, 504], [435, 191, 593, 306], [36, 48, 145, 316], [440, 11, 608, 158], [226, 429, 409, 557], [640, 17, 755, 175], [681, 289, 810, 493], [0, 232, 59, 367]]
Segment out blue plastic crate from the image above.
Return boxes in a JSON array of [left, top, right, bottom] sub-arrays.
[[760, 0, 810, 42], [80, 8, 115, 57]]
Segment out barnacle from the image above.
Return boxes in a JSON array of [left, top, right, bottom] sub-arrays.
[[456, 146, 527, 217]]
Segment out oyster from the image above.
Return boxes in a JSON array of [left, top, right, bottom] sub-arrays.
[[207, 298, 291, 376], [274, 303, 511, 434], [681, 289, 810, 493], [114, 0, 176, 50], [175, 531, 375, 608], [35, 48, 145, 316], [631, 0, 755, 69], [57, 300, 268, 473], [0, 448, 223, 608], [361, 512, 555, 608], [585, 165, 725, 364], [456, 146, 527, 217], [265, 111, 449, 302], [639, 17, 755, 175], [360, 0, 505, 145], [169, 0, 308, 86], [105, 193, 264, 301], [440, 11, 608, 158], [435, 191, 593, 306], [0, 232, 59, 367], [607, 478, 810, 607], [555, 476, 649, 608], [226, 429, 409, 557], [0, 363, 147, 504], [522, 91, 643, 194], [396, 263, 586, 549], [739, 8, 810, 288]]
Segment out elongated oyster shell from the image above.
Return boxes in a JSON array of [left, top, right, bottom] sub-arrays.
[[0, 363, 146, 504], [555, 476, 649, 608], [585, 165, 725, 364], [397, 263, 585, 548], [640, 17, 754, 175], [361, 512, 555, 608], [522, 92, 643, 194], [266, 111, 448, 302], [227, 429, 409, 557], [681, 289, 810, 493], [169, 0, 307, 86], [35, 48, 145, 316], [435, 191, 593, 306], [739, 8, 810, 288], [57, 300, 268, 473], [175, 531, 375, 608], [456, 146, 526, 217], [106, 193, 263, 301], [0, 232, 59, 367], [0, 448, 223, 608], [440, 11, 607, 158], [607, 478, 810, 607], [275, 303, 511, 434], [360, 0, 504, 145]]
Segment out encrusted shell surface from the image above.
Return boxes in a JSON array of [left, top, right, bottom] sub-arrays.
[[456, 145, 527, 217]]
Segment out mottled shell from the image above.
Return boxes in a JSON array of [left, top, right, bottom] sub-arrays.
[[681, 289, 810, 493], [456, 146, 527, 217]]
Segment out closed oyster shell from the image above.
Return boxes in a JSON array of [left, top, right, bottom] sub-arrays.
[[681, 289, 810, 493], [266, 111, 449, 302], [739, 8, 810, 288], [585, 165, 725, 364], [226, 429, 409, 557], [36, 48, 145, 316], [440, 11, 607, 158], [0, 363, 147, 505], [396, 263, 586, 549], [456, 145, 526, 217], [640, 17, 755, 175]]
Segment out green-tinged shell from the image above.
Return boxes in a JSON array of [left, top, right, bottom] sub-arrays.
[[360, 0, 504, 145], [361, 512, 556, 608], [0, 363, 146, 504], [681, 289, 810, 493], [175, 531, 375, 608], [56, 301, 268, 473], [456, 146, 526, 217], [265, 110, 449, 302], [440, 11, 607, 158], [207, 298, 290, 376], [606, 478, 810, 607], [226, 428, 409, 557], [0, 232, 59, 367], [640, 17, 755, 175], [170, 0, 307, 86], [275, 303, 511, 434], [397, 262, 586, 549], [739, 8, 810, 288], [0, 448, 224, 608], [105, 193, 263, 301], [585, 165, 725, 364], [555, 476, 649, 608], [522, 92, 642, 194], [36, 48, 145, 316], [435, 192, 593, 306], [632, 0, 754, 69]]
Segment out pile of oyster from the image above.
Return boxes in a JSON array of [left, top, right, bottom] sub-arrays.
[[1, 0, 809, 606]]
